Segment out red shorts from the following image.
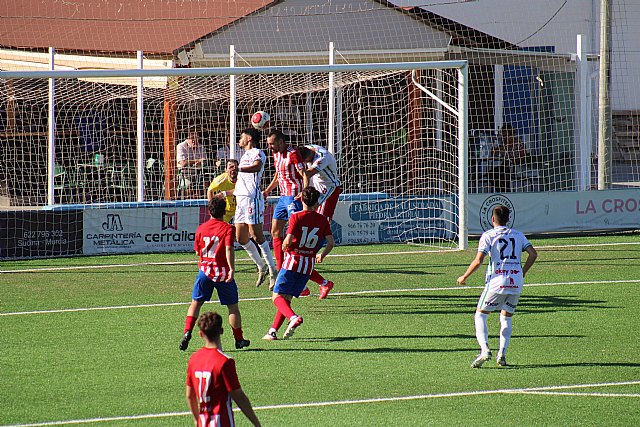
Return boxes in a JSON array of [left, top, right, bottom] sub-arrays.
[[317, 187, 341, 221]]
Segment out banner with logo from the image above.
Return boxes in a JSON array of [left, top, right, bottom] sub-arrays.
[[330, 195, 457, 245], [0, 210, 83, 258], [469, 189, 640, 234], [83, 207, 203, 254]]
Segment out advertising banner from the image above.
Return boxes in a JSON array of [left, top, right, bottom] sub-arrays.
[[331, 195, 457, 244], [469, 189, 640, 234], [0, 210, 83, 258], [83, 206, 203, 254]]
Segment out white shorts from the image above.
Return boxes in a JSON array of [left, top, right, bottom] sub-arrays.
[[234, 194, 264, 225], [476, 292, 520, 313]]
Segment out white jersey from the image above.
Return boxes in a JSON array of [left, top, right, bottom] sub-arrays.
[[478, 226, 532, 295], [234, 147, 266, 197], [306, 144, 341, 195]]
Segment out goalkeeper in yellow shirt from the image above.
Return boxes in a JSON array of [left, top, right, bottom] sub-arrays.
[[207, 159, 238, 223]]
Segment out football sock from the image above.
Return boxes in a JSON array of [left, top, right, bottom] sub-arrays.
[[271, 311, 286, 331], [499, 314, 513, 356], [232, 327, 244, 341], [273, 237, 283, 271], [241, 242, 266, 270], [258, 240, 277, 274], [309, 269, 325, 285], [273, 296, 296, 319], [184, 315, 196, 334], [474, 311, 490, 353]]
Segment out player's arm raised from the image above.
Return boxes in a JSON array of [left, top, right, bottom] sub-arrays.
[[239, 159, 263, 173]]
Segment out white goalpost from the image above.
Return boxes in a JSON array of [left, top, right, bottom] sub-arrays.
[[0, 58, 468, 253]]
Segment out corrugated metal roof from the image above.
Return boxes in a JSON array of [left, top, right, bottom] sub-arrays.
[[0, 0, 277, 54]]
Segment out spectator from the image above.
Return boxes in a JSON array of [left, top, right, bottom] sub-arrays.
[[489, 124, 528, 193], [177, 130, 207, 199]]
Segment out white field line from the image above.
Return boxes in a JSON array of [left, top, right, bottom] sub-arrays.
[[2, 380, 639, 427], [2, 279, 640, 317], [2, 240, 639, 275]]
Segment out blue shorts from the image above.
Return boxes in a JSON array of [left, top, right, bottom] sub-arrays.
[[191, 270, 239, 305], [273, 269, 310, 298], [273, 196, 302, 221]]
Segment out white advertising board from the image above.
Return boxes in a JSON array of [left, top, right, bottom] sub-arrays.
[[83, 206, 204, 254], [469, 189, 640, 235]]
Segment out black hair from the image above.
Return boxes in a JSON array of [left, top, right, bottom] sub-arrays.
[[208, 196, 226, 219], [493, 205, 510, 225], [297, 145, 313, 161], [242, 128, 261, 145], [301, 186, 320, 207], [268, 129, 286, 142]]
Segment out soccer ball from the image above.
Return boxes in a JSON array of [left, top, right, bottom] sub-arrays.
[[251, 111, 270, 130]]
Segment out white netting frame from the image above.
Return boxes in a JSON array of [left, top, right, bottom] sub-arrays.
[[0, 60, 469, 249]]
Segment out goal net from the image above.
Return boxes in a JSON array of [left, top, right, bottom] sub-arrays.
[[0, 61, 468, 256]]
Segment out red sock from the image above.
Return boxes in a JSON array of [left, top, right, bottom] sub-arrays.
[[271, 311, 286, 331], [273, 296, 296, 319], [232, 327, 244, 341], [309, 269, 325, 285], [184, 316, 197, 334], [273, 237, 284, 270]]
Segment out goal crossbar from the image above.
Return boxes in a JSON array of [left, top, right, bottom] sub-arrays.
[[0, 60, 468, 80]]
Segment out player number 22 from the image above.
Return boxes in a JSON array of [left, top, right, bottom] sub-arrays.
[[299, 226, 320, 248]]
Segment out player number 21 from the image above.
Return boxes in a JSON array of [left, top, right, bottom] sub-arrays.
[[498, 237, 517, 260], [299, 226, 320, 248]]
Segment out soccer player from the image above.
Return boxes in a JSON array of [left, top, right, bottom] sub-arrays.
[[262, 186, 335, 341], [179, 197, 251, 352], [207, 159, 238, 223], [297, 144, 342, 299], [457, 205, 538, 367], [186, 311, 261, 427], [262, 130, 305, 275], [234, 128, 278, 288]]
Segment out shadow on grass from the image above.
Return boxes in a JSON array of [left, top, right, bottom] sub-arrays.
[[324, 294, 616, 315], [237, 346, 477, 354], [293, 333, 586, 343], [504, 361, 640, 369]]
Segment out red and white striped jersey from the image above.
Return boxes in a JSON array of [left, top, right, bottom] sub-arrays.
[[194, 218, 235, 282], [281, 210, 333, 275], [273, 146, 305, 196]]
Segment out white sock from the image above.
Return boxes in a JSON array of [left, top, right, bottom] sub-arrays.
[[241, 242, 266, 270], [474, 311, 490, 354], [499, 314, 513, 356], [258, 240, 277, 274]]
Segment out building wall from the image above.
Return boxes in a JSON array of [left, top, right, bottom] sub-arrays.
[[407, 0, 639, 112]]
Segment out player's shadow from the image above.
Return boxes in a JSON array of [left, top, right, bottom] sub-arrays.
[[295, 333, 586, 343], [323, 294, 616, 316], [516, 294, 615, 313], [241, 346, 476, 354], [503, 361, 640, 369]]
